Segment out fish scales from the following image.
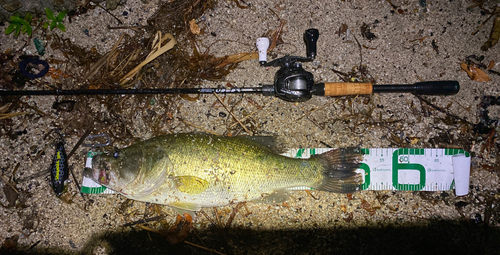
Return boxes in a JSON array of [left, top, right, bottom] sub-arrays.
[[135, 134, 322, 204], [87, 133, 361, 214]]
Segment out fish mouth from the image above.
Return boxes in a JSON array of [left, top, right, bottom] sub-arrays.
[[83, 166, 104, 184], [90, 155, 111, 185]]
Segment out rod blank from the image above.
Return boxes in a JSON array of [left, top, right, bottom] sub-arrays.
[[0, 87, 264, 96]]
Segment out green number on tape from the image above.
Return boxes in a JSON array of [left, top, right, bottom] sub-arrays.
[[392, 148, 426, 191]]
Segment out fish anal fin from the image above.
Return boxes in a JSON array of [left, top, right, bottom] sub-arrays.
[[253, 189, 290, 204], [170, 202, 201, 219]]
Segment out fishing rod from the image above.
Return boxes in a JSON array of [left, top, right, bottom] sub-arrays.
[[0, 29, 459, 102]]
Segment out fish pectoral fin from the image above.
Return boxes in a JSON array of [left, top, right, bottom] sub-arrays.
[[173, 176, 209, 195], [170, 202, 201, 219], [253, 189, 290, 204]]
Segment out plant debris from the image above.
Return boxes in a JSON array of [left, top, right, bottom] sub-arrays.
[[360, 23, 376, 41], [482, 16, 500, 51], [461, 62, 491, 82]]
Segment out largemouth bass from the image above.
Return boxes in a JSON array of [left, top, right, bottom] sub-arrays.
[[85, 133, 362, 214]]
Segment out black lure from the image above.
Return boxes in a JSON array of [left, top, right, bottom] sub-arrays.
[[50, 142, 69, 196]]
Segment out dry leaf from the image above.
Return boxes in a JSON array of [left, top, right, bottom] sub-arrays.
[[189, 19, 200, 35], [215, 20, 287, 68], [215, 52, 258, 68], [120, 32, 177, 85], [460, 62, 491, 82], [481, 16, 500, 51], [410, 138, 419, 145], [343, 212, 353, 222], [360, 199, 376, 215], [340, 204, 347, 212], [346, 193, 353, 201], [338, 23, 348, 36], [166, 213, 193, 244], [488, 60, 496, 70]]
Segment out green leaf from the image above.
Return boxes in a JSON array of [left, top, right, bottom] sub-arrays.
[[43, 22, 49, 29], [5, 23, 16, 35], [21, 25, 27, 33], [50, 20, 56, 30], [56, 10, 67, 21], [25, 13, 32, 23], [15, 25, 21, 37], [10, 16, 25, 24], [56, 22, 65, 32], [26, 26, 32, 36], [45, 8, 55, 20]]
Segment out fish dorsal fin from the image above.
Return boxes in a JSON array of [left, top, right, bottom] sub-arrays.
[[173, 176, 210, 195], [243, 136, 287, 154], [252, 189, 290, 204]]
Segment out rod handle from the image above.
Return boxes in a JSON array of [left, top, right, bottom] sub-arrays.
[[410, 80, 460, 95], [318, 82, 373, 96], [372, 81, 460, 95]]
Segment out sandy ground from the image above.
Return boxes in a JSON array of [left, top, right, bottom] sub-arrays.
[[1, 0, 500, 254]]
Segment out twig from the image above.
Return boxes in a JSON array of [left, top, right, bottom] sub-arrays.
[[96, 3, 123, 24], [120, 32, 177, 85], [414, 95, 473, 125], [137, 225, 160, 234], [213, 92, 251, 134], [200, 209, 217, 226], [305, 190, 318, 200], [1, 175, 19, 193], [122, 216, 165, 227], [67, 129, 92, 159], [296, 101, 336, 121], [108, 25, 147, 32], [183, 241, 226, 255], [472, 13, 495, 35], [181, 119, 219, 135], [229, 98, 277, 128], [353, 35, 363, 72], [18, 101, 46, 116], [0, 112, 29, 120], [68, 164, 85, 200], [107, 33, 127, 69], [85, 33, 127, 80], [225, 202, 245, 228]]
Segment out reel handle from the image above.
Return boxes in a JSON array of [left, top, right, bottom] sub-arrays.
[[304, 29, 319, 60]]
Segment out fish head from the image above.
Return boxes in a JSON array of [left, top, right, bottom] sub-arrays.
[[86, 144, 169, 195], [86, 151, 135, 191]]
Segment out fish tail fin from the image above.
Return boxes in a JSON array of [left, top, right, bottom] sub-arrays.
[[313, 148, 363, 193]]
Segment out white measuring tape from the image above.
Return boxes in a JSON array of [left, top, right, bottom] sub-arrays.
[[81, 148, 471, 196], [284, 148, 471, 196]]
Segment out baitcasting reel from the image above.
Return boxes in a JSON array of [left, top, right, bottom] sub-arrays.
[[259, 28, 319, 102]]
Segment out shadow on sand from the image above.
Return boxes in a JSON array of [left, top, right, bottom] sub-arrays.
[[3, 219, 500, 255]]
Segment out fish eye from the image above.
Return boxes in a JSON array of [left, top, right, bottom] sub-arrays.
[[113, 149, 120, 159]]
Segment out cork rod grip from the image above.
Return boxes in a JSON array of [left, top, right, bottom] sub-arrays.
[[323, 82, 373, 96]]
